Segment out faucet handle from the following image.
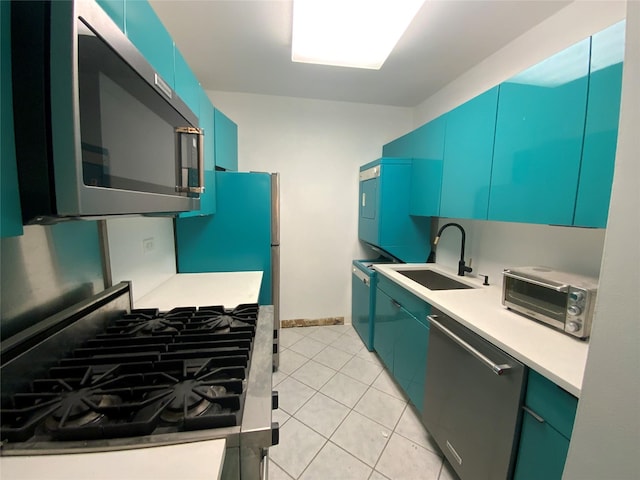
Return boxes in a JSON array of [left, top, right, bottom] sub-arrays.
[[480, 274, 490, 286]]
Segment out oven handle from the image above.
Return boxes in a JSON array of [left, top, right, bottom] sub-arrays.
[[175, 126, 205, 194], [503, 270, 569, 292], [427, 315, 512, 376], [262, 449, 269, 480]]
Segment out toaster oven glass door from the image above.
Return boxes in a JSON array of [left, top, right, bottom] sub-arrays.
[[504, 277, 567, 322]]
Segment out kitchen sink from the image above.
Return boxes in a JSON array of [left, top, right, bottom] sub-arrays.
[[397, 269, 475, 290]]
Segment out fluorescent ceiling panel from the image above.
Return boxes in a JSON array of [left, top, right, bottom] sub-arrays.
[[292, 0, 425, 70]]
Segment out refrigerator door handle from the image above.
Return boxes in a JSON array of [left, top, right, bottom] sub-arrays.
[[271, 173, 280, 246]]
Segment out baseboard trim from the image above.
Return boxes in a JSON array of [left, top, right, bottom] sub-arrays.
[[281, 317, 344, 328]]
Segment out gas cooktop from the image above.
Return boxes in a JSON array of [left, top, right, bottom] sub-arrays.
[[1, 304, 259, 445]]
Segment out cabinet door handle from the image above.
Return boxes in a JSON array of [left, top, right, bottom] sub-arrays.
[[522, 406, 545, 423], [391, 299, 401, 309]]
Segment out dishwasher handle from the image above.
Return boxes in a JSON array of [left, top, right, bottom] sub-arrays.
[[427, 315, 512, 376]]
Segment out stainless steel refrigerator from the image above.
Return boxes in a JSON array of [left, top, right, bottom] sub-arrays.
[[175, 171, 280, 369]]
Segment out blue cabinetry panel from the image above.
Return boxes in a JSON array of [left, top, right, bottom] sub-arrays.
[[574, 21, 625, 228], [513, 410, 571, 480], [176, 172, 271, 304], [394, 305, 429, 413], [214, 109, 238, 171], [374, 288, 397, 372], [514, 370, 578, 480], [375, 275, 430, 412], [1, 1, 23, 237], [440, 87, 498, 219], [409, 116, 446, 217], [489, 39, 590, 225], [358, 158, 430, 263], [175, 48, 201, 119], [96, 0, 124, 31], [382, 130, 415, 158], [125, 0, 175, 88]]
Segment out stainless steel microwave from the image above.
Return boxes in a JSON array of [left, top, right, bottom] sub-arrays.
[[502, 266, 598, 339], [11, 0, 203, 224]]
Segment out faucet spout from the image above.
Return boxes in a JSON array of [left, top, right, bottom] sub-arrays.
[[430, 222, 473, 276]]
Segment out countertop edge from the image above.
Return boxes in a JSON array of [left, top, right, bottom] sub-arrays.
[[373, 263, 588, 397]]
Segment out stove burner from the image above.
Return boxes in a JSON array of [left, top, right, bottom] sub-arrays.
[[45, 392, 121, 430], [121, 318, 181, 336], [197, 315, 252, 333], [160, 383, 228, 423]]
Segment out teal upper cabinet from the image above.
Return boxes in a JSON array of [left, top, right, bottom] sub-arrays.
[[174, 48, 201, 119], [574, 21, 625, 228], [96, 0, 124, 31], [180, 91, 216, 217], [382, 129, 415, 158], [409, 116, 446, 217], [440, 87, 499, 220], [488, 39, 591, 225], [125, 0, 175, 88], [1, 0, 23, 237], [214, 109, 239, 171]]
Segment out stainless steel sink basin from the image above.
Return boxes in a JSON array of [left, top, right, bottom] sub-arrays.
[[398, 269, 474, 290]]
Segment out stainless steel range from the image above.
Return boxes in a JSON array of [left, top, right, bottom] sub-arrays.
[[0, 282, 278, 479]]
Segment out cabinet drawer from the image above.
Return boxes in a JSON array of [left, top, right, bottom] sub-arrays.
[[377, 275, 429, 325], [514, 409, 571, 480], [525, 370, 578, 439]]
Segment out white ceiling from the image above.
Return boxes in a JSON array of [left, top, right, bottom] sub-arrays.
[[149, 0, 573, 107]]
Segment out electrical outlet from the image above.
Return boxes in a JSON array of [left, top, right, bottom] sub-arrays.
[[142, 237, 155, 254]]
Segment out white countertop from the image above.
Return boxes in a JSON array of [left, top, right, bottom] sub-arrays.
[[136, 272, 263, 310], [373, 263, 589, 397], [0, 440, 226, 480]]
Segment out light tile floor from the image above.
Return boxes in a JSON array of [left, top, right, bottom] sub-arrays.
[[269, 324, 461, 480]]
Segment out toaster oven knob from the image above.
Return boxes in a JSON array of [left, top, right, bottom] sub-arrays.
[[569, 291, 585, 303], [567, 321, 581, 333], [567, 305, 582, 316]]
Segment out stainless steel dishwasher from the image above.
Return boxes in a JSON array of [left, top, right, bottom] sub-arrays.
[[422, 309, 525, 480]]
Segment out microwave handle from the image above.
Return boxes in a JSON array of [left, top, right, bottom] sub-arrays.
[[176, 127, 205, 194], [503, 271, 569, 292]]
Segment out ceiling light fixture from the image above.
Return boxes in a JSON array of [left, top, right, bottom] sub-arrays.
[[291, 0, 426, 70]]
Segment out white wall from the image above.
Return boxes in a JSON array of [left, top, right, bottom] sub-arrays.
[[205, 92, 412, 321], [563, 0, 640, 477], [106, 217, 176, 302], [432, 219, 605, 286], [417, 0, 625, 287]]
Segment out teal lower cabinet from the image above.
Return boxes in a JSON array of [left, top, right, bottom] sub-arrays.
[[393, 309, 429, 412], [374, 275, 430, 413], [513, 370, 578, 480], [373, 288, 397, 373]]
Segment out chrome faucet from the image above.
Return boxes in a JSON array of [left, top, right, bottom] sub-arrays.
[[426, 222, 473, 276]]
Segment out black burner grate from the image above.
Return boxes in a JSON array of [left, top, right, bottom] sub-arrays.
[[0, 304, 258, 444]]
